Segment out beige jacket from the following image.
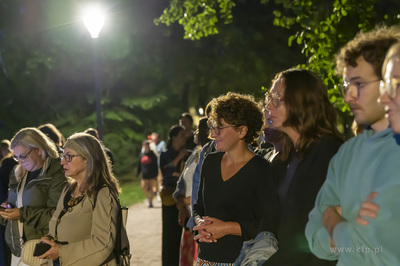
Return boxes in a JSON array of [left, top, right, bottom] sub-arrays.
[[48, 186, 118, 265]]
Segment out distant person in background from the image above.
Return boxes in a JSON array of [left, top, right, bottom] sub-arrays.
[[0, 139, 16, 266], [150, 132, 166, 156], [137, 140, 158, 208], [84, 128, 115, 167], [173, 117, 212, 265], [148, 132, 165, 201], [38, 123, 65, 154], [187, 100, 216, 230], [179, 112, 196, 150], [159, 125, 189, 266], [0, 140, 17, 204]]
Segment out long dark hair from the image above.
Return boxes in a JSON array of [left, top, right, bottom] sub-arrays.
[[166, 125, 184, 150], [274, 69, 343, 160], [197, 117, 211, 146]]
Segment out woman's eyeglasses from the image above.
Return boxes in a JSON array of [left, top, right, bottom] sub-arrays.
[[379, 78, 400, 98], [265, 92, 284, 108], [208, 125, 238, 135], [13, 149, 33, 161], [61, 154, 81, 162]]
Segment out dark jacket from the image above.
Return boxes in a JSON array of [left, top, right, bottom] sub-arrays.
[[264, 136, 342, 266], [4, 157, 67, 256], [0, 157, 17, 203]]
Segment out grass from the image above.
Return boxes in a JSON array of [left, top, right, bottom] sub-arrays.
[[119, 179, 146, 207]]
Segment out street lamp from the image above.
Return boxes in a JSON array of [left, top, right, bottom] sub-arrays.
[[83, 5, 105, 140]]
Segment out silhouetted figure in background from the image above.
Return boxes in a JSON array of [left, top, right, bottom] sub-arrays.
[[38, 123, 65, 154], [0, 139, 16, 266], [137, 140, 158, 208], [84, 128, 115, 167], [179, 112, 196, 150]]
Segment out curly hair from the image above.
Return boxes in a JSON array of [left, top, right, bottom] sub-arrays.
[[273, 69, 343, 160], [209, 92, 263, 144], [335, 25, 400, 78]]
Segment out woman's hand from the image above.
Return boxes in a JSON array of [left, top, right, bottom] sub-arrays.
[[40, 235, 54, 242], [0, 208, 20, 220], [356, 192, 379, 226], [193, 217, 214, 243], [38, 238, 60, 261], [193, 217, 241, 242]]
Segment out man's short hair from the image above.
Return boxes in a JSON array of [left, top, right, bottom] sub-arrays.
[[335, 25, 400, 79], [179, 112, 193, 124]]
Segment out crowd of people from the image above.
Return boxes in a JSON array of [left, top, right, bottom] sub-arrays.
[[136, 25, 400, 266], [0, 125, 126, 266], [1, 24, 400, 266]]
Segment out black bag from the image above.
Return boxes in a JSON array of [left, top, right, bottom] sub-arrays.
[[115, 204, 131, 266], [94, 189, 131, 265]]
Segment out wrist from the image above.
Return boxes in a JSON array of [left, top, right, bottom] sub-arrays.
[[322, 207, 345, 237]]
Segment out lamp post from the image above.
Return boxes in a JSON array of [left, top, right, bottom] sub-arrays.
[[83, 6, 105, 140]]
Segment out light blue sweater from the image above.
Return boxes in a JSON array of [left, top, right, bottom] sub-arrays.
[[306, 127, 400, 266]]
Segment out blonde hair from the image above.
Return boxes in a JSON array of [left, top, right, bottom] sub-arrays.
[[382, 42, 400, 77], [10, 127, 59, 181]]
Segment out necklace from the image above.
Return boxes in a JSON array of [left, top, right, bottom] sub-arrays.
[[67, 187, 84, 207]]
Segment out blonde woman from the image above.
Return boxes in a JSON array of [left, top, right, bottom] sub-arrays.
[[0, 128, 66, 265]]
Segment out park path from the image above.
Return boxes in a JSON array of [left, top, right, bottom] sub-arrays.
[[127, 198, 162, 266]]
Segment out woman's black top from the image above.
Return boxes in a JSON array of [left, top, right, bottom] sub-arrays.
[[193, 151, 279, 263]]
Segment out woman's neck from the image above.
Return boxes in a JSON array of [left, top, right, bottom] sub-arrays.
[[72, 182, 83, 197], [283, 127, 300, 149], [224, 141, 253, 164]]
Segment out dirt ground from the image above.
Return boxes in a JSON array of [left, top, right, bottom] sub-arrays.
[[127, 198, 162, 266]]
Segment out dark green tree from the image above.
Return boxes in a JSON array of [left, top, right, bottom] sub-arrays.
[[155, 0, 400, 135]]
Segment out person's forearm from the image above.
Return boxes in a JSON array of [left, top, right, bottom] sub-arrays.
[[176, 196, 186, 210], [224, 221, 242, 236], [322, 206, 345, 247]]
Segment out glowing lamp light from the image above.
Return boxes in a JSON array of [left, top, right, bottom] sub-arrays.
[[83, 6, 105, 39]]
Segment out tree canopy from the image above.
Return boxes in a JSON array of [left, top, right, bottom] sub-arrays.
[[0, 0, 303, 178], [155, 0, 400, 134]]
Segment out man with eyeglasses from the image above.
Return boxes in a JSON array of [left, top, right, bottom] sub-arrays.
[[306, 26, 400, 265]]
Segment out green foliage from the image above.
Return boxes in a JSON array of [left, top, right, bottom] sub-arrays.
[[155, 0, 400, 134], [119, 179, 146, 207], [271, 0, 400, 132], [0, 0, 189, 178], [155, 0, 236, 40]]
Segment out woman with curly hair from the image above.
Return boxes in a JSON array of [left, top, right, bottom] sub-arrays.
[[264, 69, 343, 265], [192, 92, 279, 265]]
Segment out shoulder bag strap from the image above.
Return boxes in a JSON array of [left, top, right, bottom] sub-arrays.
[[17, 173, 28, 245]]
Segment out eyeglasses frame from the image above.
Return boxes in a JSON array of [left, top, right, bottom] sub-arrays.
[[265, 92, 284, 108], [13, 149, 33, 161], [61, 154, 81, 163]]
